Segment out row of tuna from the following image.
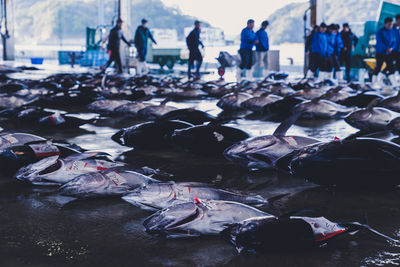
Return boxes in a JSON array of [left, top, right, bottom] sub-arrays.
[[1, 131, 397, 252], [1, 71, 400, 253]]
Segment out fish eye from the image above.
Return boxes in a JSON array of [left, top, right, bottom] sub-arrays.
[[246, 223, 257, 231]]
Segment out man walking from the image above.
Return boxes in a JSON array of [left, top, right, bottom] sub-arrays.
[[372, 17, 396, 88], [237, 19, 259, 82], [255, 20, 270, 78], [134, 18, 157, 75], [340, 23, 358, 82], [186, 20, 204, 80], [103, 18, 131, 74]]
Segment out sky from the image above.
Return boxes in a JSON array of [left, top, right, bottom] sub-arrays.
[[161, 0, 307, 36]]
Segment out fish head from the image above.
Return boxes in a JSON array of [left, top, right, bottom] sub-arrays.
[[122, 183, 176, 210], [223, 136, 278, 168], [143, 201, 202, 237], [14, 155, 62, 185], [344, 109, 372, 129], [59, 170, 130, 198]]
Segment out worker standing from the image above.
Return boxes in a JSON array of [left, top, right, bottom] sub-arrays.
[[393, 15, 400, 76], [255, 20, 270, 78], [102, 18, 131, 74], [333, 24, 344, 82], [186, 20, 204, 80], [237, 19, 259, 82], [372, 17, 396, 88], [310, 23, 328, 80], [340, 23, 358, 82], [305, 25, 319, 78], [134, 19, 157, 75]]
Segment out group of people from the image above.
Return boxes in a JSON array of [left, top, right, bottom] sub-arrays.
[[306, 22, 358, 83], [102, 18, 157, 75], [237, 19, 270, 82]]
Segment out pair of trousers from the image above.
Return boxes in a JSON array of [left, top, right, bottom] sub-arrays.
[[373, 52, 395, 75], [239, 49, 253, 70], [104, 49, 122, 73], [188, 48, 203, 77], [254, 51, 268, 70]]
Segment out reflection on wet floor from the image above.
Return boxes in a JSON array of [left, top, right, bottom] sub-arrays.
[[1, 85, 400, 267]]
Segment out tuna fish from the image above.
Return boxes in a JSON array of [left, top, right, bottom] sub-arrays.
[[171, 124, 250, 154], [223, 215, 397, 252], [122, 182, 266, 210], [59, 168, 159, 198], [345, 99, 398, 131], [111, 120, 193, 148], [15, 152, 124, 186], [224, 113, 319, 169], [143, 199, 269, 238]]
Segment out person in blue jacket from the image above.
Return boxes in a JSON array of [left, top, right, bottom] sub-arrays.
[[393, 14, 400, 74], [237, 19, 259, 82], [186, 20, 205, 80], [134, 19, 157, 75], [305, 25, 319, 78], [327, 24, 344, 81], [255, 20, 269, 78], [373, 17, 396, 87], [310, 23, 328, 80]]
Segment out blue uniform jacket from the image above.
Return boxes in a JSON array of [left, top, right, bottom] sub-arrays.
[[240, 27, 257, 50], [335, 33, 344, 55], [375, 27, 396, 54], [255, 29, 269, 52], [326, 33, 336, 56], [311, 32, 328, 56], [394, 26, 400, 52]]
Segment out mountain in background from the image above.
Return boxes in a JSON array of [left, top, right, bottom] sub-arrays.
[[267, 0, 380, 44], [14, 0, 208, 45], [14, 0, 382, 46]]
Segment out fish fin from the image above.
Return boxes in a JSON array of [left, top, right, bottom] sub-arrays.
[[101, 73, 107, 89], [311, 96, 322, 104], [160, 98, 171, 106], [366, 98, 380, 110], [273, 112, 303, 136], [111, 129, 125, 145]]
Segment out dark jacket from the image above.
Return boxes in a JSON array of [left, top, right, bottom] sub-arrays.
[[340, 30, 358, 52], [186, 28, 204, 51], [255, 28, 269, 52], [134, 26, 156, 49], [375, 26, 396, 54], [108, 26, 129, 51], [305, 31, 315, 53]]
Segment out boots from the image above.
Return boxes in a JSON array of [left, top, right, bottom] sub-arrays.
[[371, 75, 380, 89], [262, 68, 269, 79], [389, 74, 398, 87], [336, 71, 344, 83], [142, 62, 148, 75], [246, 69, 253, 81], [318, 71, 327, 81], [306, 70, 314, 79], [236, 68, 243, 83]]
